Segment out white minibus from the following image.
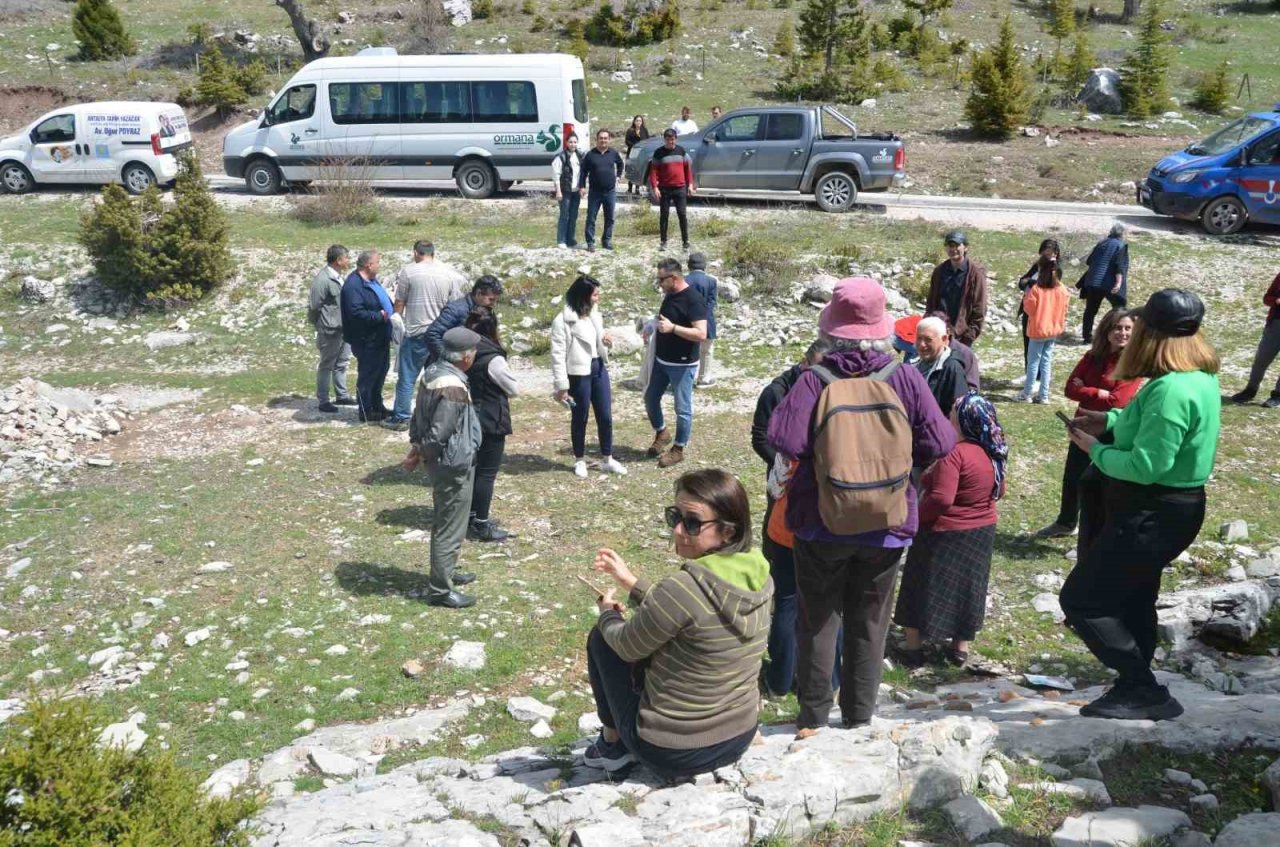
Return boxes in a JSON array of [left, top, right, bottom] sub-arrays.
[[222, 50, 589, 197]]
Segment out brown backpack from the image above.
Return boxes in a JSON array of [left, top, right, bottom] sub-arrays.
[[809, 361, 913, 535]]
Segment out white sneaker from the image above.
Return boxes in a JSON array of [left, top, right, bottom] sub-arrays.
[[556, 242, 567, 249], [574, 460, 589, 479], [1013, 391, 1033, 403], [600, 456, 628, 475]]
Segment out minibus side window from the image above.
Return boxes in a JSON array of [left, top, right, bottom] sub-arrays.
[[471, 81, 538, 123], [267, 85, 316, 125], [571, 79, 588, 124], [330, 82, 399, 124], [400, 81, 471, 122]]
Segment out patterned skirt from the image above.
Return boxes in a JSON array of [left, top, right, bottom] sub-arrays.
[[893, 523, 996, 641]]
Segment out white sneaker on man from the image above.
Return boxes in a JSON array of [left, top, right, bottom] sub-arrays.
[[600, 456, 628, 475], [1013, 391, 1033, 403], [574, 460, 589, 479], [556, 242, 567, 249]]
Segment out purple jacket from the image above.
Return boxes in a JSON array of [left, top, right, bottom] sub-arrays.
[[766, 347, 956, 547]]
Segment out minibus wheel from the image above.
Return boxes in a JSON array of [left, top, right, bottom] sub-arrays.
[[1, 162, 34, 195], [245, 159, 283, 195], [1200, 195, 1246, 235], [456, 160, 497, 199]]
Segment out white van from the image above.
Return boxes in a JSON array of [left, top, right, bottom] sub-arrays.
[[0, 101, 192, 195], [222, 50, 589, 198]]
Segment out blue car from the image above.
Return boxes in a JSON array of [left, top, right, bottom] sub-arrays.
[[1140, 104, 1280, 234]]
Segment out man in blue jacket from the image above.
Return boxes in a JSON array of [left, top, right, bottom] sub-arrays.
[[1077, 224, 1129, 344], [340, 250, 393, 422], [685, 252, 718, 386], [425, 275, 504, 364]]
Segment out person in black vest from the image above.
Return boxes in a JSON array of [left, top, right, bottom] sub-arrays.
[[578, 128, 625, 252], [623, 116, 650, 196], [464, 306, 519, 543], [552, 133, 583, 248]]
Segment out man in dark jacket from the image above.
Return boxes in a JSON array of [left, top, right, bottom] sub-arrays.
[[408, 327, 485, 609], [339, 250, 392, 422], [925, 231, 988, 346], [685, 252, 718, 386], [915, 316, 970, 416], [425, 276, 504, 364], [578, 128, 625, 252], [1078, 223, 1129, 344]]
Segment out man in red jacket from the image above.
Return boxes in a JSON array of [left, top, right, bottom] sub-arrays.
[[648, 129, 696, 252], [1230, 270, 1280, 408]]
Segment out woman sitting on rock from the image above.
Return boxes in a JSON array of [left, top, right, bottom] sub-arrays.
[[893, 391, 1007, 668], [583, 468, 773, 777]]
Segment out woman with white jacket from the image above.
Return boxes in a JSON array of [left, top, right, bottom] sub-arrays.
[[551, 275, 627, 478]]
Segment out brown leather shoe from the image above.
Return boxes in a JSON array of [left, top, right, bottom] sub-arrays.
[[646, 429, 672, 458], [657, 445, 685, 468]]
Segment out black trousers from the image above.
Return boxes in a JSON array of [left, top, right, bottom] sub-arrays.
[[793, 538, 902, 728], [659, 186, 689, 245], [1081, 289, 1126, 343], [1054, 433, 1114, 529], [350, 340, 390, 420], [470, 432, 506, 522], [585, 628, 754, 779], [1059, 475, 1205, 687]]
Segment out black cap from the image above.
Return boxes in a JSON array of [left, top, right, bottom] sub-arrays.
[[687, 252, 707, 270], [1138, 288, 1204, 337], [943, 230, 967, 245], [662, 128, 677, 138]]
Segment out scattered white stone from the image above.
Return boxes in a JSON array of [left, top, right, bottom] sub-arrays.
[[979, 758, 1009, 799], [334, 687, 360, 702], [442, 640, 486, 670], [1215, 813, 1280, 847], [308, 747, 360, 777], [506, 695, 556, 723], [201, 758, 251, 799], [5, 557, 32, 579], [98, 713, 147, 754], [944, 795, 1003, 841], [529, 719, 554, 739], [1163, 768, 1192, 786], [1188, 793, 1217, 814], [578, 712, 605, 735], [358, 613, 392, 626], [184, 628, 211, 647], [197, 561, 234, 574], [1021, 778, 1111, 806], [1263, 757, 1280, 810], [324, 644, 349, 656], [1220, 520, 1248, 543], [229, 711, 247, 721], [1051, 805, 1190, 847], [1031, 593, 1066, 623], [88, 645, 124, 668], [150, 632, 170, 650]]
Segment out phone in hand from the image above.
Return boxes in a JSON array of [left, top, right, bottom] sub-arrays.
[[576, 574, 606, 599], [1055, 410, 1076, 428]]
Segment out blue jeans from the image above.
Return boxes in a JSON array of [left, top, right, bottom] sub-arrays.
[[569, 358, 613, 458], [1024, 338, 1055, 401], [584, 188, 616, 248], [391, 333, 430, 422], [644, 361, 696, 447], [556, 192, 580, 246]]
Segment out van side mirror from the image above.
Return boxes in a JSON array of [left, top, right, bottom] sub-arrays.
[[260, 112, 273, 128], [29, 129, 38, 144]]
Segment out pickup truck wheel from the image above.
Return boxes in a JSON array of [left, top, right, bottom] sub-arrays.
[[814, 171, 857, 213], [1, 162, 34, 194], [1200, 195, 1246, 235], [456, 160, 497, 199]]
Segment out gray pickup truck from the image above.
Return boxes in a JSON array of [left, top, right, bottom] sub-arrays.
[[624, 105, 905, 212]]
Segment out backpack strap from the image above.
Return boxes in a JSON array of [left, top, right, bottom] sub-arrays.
[[869, 360, 901, 382], [809, 363, 838, 386], [810, 360, 899, 385]]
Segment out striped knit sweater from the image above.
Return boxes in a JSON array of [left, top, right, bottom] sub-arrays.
[[597, 551, 773, 750]]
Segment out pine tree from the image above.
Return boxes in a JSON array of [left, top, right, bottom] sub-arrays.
[[195, 49, 249, 118], [1065, 28, 1095, 91], [772, 20, 796, 57], [1047, 0, 1075, 51], [797, 0, 869, 72], [964, 16, 1030, 138], [72, 0, 137, 61], [1190, 60, 1231, 115], [145, 156, 232, 304], [1118, 0, 1171, 118], [566, 19, 590, 64], [902, 0, 953, 29]]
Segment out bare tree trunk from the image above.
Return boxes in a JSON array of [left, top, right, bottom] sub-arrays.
[[1121, 0, 1141, 23], [275, 0, 330, 62]]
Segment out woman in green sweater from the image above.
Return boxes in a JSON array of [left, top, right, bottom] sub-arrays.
[[583, 468, 773, 777], [1059, 288, 1220, 721]]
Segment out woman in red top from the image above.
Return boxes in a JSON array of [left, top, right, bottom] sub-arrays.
[[1036, 308, 1143, 538], [894, 392, 1008, 668]]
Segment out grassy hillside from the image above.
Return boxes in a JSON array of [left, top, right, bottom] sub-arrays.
[[2, 0, 1279, 201]]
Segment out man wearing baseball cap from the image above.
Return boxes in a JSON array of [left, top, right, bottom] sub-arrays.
[[925, 230, 988, 347], [408, 326, 485, 609]]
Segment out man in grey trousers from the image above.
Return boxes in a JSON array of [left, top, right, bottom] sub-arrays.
[[308, 245, 357, 413], [408, 327, 484, 609]]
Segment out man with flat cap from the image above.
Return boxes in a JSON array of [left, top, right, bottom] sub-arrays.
[[926, 230, 988, 347], [408, 326, 484, 609]]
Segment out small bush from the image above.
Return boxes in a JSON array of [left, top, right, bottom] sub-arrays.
[[586, 0, 681, 47], [79, 156, 233, 306], [567, 18, 590, 63], [772, 21, 796, 57], [726, 232, 795, 285], [698, 216, 733, 238], [531, 13, 550, 30], [1064, 28, 1095, 91], [473, 0, 495, 18], [195, 49, 248, 118], [1118, 0, 1172, 118], [521, 0, 536, 12], [657, 55, 675, 76], [403, 0, 452, 54], [0, 696, 258, 845], [1190, 60, 1230, 115], [629, 203, 662, 236], [72, 0, 137, 61], [964, 16, 1030, 138], [773, 0, 793, 7], [235, 56, 270, 97], [290, 158, 384, 226]]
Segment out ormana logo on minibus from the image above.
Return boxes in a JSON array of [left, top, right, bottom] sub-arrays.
[[493, 124, 562, 152]]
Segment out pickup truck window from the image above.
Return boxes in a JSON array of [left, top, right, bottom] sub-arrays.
[[765, 113, 804, 141], [717, 114, 762, 142]]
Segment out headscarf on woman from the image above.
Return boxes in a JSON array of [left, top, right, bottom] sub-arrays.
[[954, 391, 1008, 500]]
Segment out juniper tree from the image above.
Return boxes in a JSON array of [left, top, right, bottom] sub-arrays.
[[797, 0, 869, 72], [964, 16, 1030, 137], [72, 0, 137, 61], [1118, 0, 1171, 118], [772, 20, 796, 57]]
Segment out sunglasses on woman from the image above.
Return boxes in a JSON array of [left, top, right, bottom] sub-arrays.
[[664, 506, 726, 536]]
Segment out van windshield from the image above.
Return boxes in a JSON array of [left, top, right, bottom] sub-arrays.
[[1187, 116, 1274, 156]]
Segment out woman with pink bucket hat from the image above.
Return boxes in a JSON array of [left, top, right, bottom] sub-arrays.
[[767, 276, 955, 736]]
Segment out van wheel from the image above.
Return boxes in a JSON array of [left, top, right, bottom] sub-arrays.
[[245, 160, 282, 195], [289, 180, 313, 192], [814, 171, 857, 213], [122, 164, 156, 195], [456, 160, 497, 199], [1200, 195, 1246, 235], [1, 162, 34, 194]]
